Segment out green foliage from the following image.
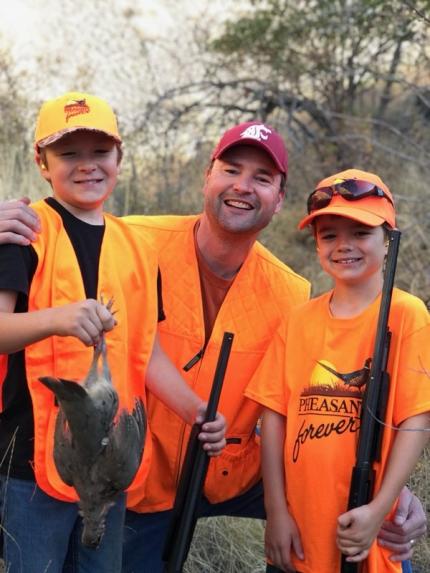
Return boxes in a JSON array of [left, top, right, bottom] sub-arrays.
[[210, 0, 422, 110]]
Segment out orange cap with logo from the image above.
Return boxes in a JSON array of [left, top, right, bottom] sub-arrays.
[[298, 168, 396, 229], [34, 91, 122, 149]]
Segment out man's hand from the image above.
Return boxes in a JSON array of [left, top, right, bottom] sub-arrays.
[[0, 197, 40, 245], [378, 486, 427, 561], [195, 404, 226, 457]]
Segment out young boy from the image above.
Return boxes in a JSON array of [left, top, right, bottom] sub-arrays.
[[245, 168, 430, 573], [0, 91, 225, 573]]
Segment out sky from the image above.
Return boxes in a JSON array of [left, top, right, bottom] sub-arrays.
[[0, 0, 238, 124], [0, 0, 174, 74], [0, 0, 169, 45]]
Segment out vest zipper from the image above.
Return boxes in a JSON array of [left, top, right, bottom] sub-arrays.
[[183, 348, 204, 372]]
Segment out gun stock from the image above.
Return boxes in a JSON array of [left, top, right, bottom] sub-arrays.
[[341, 229, 401, 573], [163, 332, 234, 573]]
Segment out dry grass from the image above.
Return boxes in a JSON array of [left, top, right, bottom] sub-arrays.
[[186, 517, 266, 573]]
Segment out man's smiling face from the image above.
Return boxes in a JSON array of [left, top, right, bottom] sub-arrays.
[[202, 144, 284, 236]]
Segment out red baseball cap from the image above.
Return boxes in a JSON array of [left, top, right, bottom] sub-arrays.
[[211, 121, 288, 174]]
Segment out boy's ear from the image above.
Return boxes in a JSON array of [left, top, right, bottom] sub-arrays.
[[35, 152, 51, 181]]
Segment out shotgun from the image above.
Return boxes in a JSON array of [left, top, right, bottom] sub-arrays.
[[163, 331, 235, 573], [341, 228, 401, 573]]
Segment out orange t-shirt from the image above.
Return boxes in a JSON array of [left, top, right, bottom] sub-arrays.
[[246, 288, 430, 573], [194, 233, 234, 342]]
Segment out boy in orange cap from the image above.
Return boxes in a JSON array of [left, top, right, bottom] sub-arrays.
[[0, 92, 225, 573], [246, 169, 430, 573]]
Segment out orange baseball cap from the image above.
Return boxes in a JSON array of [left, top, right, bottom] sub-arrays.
[[34, 91, 122, 148], [298, 168, 396, 229]]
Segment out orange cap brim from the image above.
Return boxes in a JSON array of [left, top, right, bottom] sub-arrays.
[[298, 195, 396, 229]]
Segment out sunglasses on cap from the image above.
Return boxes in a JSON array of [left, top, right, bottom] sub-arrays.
[[307, 179, 394, 214]]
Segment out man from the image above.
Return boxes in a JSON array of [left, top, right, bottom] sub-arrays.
[[0, 122, 426, 572]]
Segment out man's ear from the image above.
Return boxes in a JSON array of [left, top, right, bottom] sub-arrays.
[[203, 161, 215, 188], [201, 167, 211, 196], [273, 188, 286, 214]]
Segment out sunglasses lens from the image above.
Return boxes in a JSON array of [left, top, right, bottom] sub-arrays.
[[307, 188, 333, 213], [307, 179, 389, 214], [338, 180, 377, 198]]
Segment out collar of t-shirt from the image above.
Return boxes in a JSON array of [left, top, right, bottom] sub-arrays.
[[45, 197, 105, 299], [193, 221, 235, 342]]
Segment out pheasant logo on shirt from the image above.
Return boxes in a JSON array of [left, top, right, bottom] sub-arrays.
[[292, 358, 371, 462], [240, 124, 271, 142], [315, 358, 371, 390]]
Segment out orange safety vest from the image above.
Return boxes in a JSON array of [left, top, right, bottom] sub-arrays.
[[25, 200, 158, 504], [125, 214, 311, 512]]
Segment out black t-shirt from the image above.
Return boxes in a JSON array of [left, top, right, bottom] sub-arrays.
[[0, 198, 164, 479]]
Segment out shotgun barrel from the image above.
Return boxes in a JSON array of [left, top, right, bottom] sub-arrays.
[[163, 331, 235, 573]]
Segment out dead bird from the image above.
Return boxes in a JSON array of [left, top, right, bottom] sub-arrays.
[[39, 335, 146, 548]]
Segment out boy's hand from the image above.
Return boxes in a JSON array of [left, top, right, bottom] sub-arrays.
[[265, 508, 304, 572], [0, 197, 40, 245], [378, 487, 427, 561], [337, 503, 384, 562], [51, 299, 116, 346], [195, 403, 226, 456]]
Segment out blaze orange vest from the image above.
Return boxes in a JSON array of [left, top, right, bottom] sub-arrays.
[[26, 200, 158, 504], [125, 214, 310, 512]]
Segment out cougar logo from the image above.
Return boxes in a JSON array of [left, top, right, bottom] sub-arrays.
[[240, 124, 272, 142], [64, 99, 90, 122]]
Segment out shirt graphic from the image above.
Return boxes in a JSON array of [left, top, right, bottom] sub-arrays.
[[293, 358, 370, 462]]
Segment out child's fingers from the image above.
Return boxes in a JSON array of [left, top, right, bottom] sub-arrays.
[[338, 509, 354, 530], [292, 530, 304, 560], [268, 546, 294, 572], [344, 548, 370, 562], [95, 302, 116, 330]]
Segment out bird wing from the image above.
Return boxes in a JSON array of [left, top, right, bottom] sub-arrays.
[[104, 398, 147, 490], [52, 410, 75, 486]]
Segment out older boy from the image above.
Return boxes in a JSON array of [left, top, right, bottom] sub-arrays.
[[0, 92, 225, 573]]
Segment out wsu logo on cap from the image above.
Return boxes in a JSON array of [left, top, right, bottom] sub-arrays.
[[64, 99, 90, 122], [240, 124, 272, 141]]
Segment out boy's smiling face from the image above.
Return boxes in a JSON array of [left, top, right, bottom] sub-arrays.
[[314, 215, 388, 287], [37, 130, 120, 222]]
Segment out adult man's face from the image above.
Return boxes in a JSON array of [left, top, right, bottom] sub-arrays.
[[203, 144, 285, 236]]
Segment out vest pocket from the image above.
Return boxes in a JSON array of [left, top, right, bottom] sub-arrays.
[[203, 434, 261, 504]]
